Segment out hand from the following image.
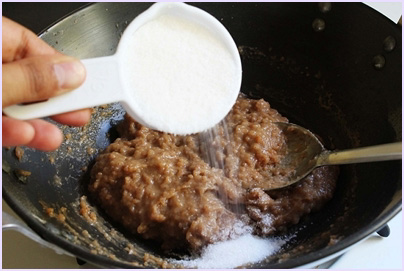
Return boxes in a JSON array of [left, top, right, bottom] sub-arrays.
[[2, 17, 92, 151]]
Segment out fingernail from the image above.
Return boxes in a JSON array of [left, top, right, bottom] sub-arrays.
[[53, 60, 86, 91]]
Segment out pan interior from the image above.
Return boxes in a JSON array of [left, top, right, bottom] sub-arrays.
[[2, 2, 401, 269]]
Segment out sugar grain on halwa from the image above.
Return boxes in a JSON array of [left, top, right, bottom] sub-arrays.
[[89, 97, 338, 252]]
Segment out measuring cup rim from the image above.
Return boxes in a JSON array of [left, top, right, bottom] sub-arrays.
[[115, 2, 242, 69], [113, 2, 242, 134]]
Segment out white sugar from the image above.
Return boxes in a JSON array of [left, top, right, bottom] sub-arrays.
[[171, 234, 287, 269], [121, 13, 240, 135]]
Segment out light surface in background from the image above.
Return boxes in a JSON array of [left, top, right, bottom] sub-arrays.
[[2, 2, 402, 269]]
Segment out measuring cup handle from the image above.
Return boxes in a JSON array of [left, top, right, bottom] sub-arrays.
[[2, 56, 124, 120]]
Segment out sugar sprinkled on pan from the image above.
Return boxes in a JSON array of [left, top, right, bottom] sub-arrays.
[[171, 233, 289, 269]]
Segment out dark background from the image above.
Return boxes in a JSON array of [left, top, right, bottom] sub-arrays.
[[2, 2, 401, 269], [3, 3, 90, 34]]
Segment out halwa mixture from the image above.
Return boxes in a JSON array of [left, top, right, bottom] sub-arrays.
[[89, 97, 338, 252]]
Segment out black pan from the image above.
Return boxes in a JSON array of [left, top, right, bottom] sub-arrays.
[[2, 2, 401, 268]]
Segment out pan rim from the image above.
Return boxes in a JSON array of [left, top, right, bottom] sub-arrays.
[[2, 2, 402, 269], [3, 187, 402, 268]]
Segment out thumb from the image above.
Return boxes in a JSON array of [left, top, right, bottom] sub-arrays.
[[2, 55, 86, 108]]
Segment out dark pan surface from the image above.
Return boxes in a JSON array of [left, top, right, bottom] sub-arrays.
[[2, 3, 401, 268]]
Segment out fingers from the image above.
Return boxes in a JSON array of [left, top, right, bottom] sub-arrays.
[[2, 116, 35, 146], [25, 119, 64, 151], [2, 16, 57, 62], [2, 17, 92, 151], [2, 16, 86, 108], [2, 109, 92, 150], [2, 55, 86, 108], [2, 116, 63, 151], [51, 109, 92, 127]]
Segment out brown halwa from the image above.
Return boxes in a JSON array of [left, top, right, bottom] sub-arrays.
[[89, 97, 338, 252]]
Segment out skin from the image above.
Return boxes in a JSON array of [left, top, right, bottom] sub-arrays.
[[2, 17, 92, 151]]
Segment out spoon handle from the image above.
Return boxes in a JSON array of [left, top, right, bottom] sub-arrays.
[[320, 142, 402, 166], [2, 56, 124, 120]]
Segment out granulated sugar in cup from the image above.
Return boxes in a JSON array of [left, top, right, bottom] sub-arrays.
[[3, 2, 242, 135]]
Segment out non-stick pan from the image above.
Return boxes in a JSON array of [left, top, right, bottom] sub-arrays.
[[2, 2, 402, 268]]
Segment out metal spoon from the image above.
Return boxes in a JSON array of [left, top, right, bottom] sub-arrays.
[[257, 122, 402, 191]]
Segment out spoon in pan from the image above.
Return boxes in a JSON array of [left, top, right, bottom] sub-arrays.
[[255, 122, 402, 191]]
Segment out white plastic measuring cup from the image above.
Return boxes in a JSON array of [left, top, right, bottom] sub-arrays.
[[3, 2, 242, 135]]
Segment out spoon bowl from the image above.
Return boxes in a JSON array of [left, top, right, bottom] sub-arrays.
[[256, 122, 402, 191]]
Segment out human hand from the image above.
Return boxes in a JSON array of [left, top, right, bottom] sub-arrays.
[[2, 17, 92, 151]]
